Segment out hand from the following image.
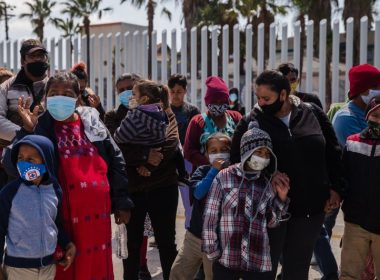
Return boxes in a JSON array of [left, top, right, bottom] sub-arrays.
[[59, 242, 76, 271], [274, 181, 290, 202], [327, 190, 341, 210], [271, 172, 289, 190], [212, 159, 225, 170], [114, 210, 131, 225], [147, 148, 163, 166], [137, 165, 151, 177], [88, 93, 101, 108], [18, 95, 39, 132]]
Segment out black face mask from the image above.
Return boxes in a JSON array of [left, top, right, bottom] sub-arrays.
[[26, 61, 49, 77], [260, 95, 284, 115]]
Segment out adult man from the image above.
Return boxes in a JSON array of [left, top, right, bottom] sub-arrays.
[[168, 74, 200, 145], [278, 62, 323, 109], [0, 39, 49, 148]]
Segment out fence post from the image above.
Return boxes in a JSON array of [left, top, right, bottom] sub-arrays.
[[161, 29, 168, 84], [181, 28, 187, 77], [245, 24, 253, 111], [81, 35, 86, 64], [151, 30, 157, 81], [65, 37, 72, 70], [201, 26, 208, 112], [6, 40, 10, 69], [106, 33, 113, 111], [281, 23, 288, 63], [269, 23, 276, 70], [332, 19, 340, 103], [171, 29, 177, 76], [293, 21, 301, 74], [133, 31, 140, 74], [73, 36, 79, 64], [57, 38, 63, 71], [98, 34, 104, 106], [50, 38, 55, 76], [360, 16, 368, 64], [191, 27, 197, 106], [222, 25, 229, 86], [115, 32, 121, 107], [89, 34, 95, 86], [306, 20, 314, 93], [13, 40, 18, 73], [142, 31, 148, 78], [211, 25, 218, 76], [375, 19, 380, 68], [0, 42, 3, 67], [345, 18, 354, 95], [233, 24, 240, 89], [257, 23, 264, 75], [319, 19, 327, 109]]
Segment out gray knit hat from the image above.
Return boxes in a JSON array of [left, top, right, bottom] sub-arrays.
[[240, 127, 277, 173]]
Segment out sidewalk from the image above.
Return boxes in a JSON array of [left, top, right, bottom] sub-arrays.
[[112, 198, 344, 280]]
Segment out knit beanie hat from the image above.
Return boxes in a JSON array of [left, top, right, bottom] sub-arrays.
[[365, 95, 380, 120], [240, 126, 275, 168], [349, 64, 380, 99], [204, 76, 229, 106]]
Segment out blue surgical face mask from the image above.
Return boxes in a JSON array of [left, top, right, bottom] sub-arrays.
[[17, 161, 46, 182], [47, 96, 77, 121], [229, 93, 238, 102], [119, 90, 133, 107], [361, 89, 380, 105]]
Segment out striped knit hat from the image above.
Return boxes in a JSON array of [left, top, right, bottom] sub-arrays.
[[240, 126, 277, 174]]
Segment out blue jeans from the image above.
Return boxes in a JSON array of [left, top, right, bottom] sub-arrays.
[[313, 208, 339, 280]]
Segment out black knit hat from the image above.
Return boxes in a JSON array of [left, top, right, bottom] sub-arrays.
[[365, 95, 380, 120]]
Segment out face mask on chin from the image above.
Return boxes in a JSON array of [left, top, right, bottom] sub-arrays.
[[25, 61, 49, 77], [260, 95, 284, 115]]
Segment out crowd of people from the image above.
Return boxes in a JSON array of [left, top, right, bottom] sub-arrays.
[[0, 38, 379, 280]]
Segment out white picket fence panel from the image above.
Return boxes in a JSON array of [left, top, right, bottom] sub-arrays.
[[0, 16, 377, 111]]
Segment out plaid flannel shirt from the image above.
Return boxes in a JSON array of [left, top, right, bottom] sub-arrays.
[[202, 164, 289, 272]]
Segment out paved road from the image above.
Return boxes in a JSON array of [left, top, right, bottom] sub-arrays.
[[112, 199, 344, 280]]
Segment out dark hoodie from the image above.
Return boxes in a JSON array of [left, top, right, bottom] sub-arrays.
[[0, 135, 70, 268]]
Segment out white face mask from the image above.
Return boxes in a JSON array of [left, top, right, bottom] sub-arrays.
[[208, 152, 230, 164], [361, 89, 380, 105], [247, 155, 270, 171], [128, 98, 138, 109]]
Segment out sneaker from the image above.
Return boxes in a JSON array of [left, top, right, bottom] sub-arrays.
[[138, 265, 152, 280]]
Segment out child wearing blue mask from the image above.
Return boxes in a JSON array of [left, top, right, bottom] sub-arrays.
[[13, 72, 133, 280], [0, 135, 75, 280]]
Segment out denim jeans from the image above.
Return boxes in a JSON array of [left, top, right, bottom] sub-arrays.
[[314, 208, 340, 280]]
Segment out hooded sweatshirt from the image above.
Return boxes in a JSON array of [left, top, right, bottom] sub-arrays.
[[202, 127, 289, 272], [0, 135, 70, 268]]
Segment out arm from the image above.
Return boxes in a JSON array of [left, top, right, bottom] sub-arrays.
[[202, 177, 223, 260], [113, 112, 138, 145], [104, 131, 134, 211], [0, 86, 21, 142], [104, 110, 119, 137], [183, 116, 209, 167], [191, 167, 219, 200], [230, 116, 250, 164], [332, 114, 360, 147], [267, 195, 290, 228], [54, 183, 70, 249], [312, 104, 344, 196], [96, 104, 106, 122]]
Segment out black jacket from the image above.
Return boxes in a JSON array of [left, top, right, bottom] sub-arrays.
[[9, 108, 134, 211], [231, 98, 343, 217], [342, 132, 380, 234], [294, 91, 323, 109]]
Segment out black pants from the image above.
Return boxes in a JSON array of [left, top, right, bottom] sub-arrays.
[[281, 213, 325, 280], [213, 262, 273, 280], [123, 185, 178, 280], [267, 222, 287, 279]]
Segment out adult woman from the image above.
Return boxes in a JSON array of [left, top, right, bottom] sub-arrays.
[[14, 72, 133, 280], [184, 76, 242, 170], [230, 70, 343, 280]]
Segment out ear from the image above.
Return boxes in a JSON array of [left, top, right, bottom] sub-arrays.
[[140, 95, 149, 104], [280, 90, 287, 101]]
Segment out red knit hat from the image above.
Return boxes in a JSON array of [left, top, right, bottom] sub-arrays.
[[204, 76, 229, 105], [349, 64, 380, 99]]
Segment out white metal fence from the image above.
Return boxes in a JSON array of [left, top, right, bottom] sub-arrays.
[[1, 16, 379, 111]]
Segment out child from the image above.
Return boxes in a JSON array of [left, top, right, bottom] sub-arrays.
[[114, 79, 187, 180], [202, 127, 290, 279], [340, 95, 380, 280], [0, 135, 75, 280], [170, 132, 231, 280]]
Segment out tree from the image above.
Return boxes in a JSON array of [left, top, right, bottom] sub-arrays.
[[52, 17, 80, 52], [62, 0, 112, 80], [19, 0, 56, 42], [120, 0, 173, 77], [343, 0, 378, 65], [0, 1, 15, 41]]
